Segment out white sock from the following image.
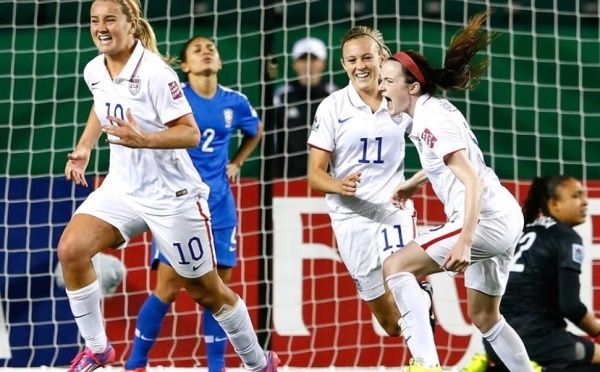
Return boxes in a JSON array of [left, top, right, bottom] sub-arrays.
[[65, 280, 107, 353], [483, 317, 534, 371], [213, 297, 265, 371], [387, 272, 439, 368]]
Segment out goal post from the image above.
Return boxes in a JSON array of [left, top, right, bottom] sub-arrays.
[[2, 0, 600, 370]]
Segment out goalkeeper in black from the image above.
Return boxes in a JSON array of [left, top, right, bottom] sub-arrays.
[[482, 176, 600, 371]]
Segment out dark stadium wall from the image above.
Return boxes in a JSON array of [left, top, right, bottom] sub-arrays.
[[3, 24, 600, 180]]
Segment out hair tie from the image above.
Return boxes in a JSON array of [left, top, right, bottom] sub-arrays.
[[390, 52, 426, 85]]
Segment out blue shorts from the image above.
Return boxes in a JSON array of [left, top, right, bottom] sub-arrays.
[[152, 226, 238, 269]]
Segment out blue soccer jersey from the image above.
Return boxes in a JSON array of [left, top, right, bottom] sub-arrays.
[[183, 83, 260, 229]]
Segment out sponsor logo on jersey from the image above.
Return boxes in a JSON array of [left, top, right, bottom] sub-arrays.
[[572, 243, 584, 264], [223, 108, 233, 128], [421, 128, 437, 148], [175, 189, 188, 197], [169, 81, 183, 100], [129, 77, 141, 95]]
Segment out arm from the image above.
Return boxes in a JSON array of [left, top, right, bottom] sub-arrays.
[[442, 150, 484, 272], [102, 110, 199, 149], [558, 268, 600, 336], [393, 169, 428, 200], [227, 122, 264, 181], [65, 106, 103, 187], [308, 146, 360, 196]]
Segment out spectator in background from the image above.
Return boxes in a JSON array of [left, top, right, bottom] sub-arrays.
[[470, 176, 598, 372], [272, 37, 336, 178], [124, 36, 265, 372]]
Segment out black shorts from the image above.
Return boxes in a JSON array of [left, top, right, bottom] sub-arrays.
[[484, 328, 595, 369]]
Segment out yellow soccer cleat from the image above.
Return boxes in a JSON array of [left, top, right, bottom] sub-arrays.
[[405, 358, 442, 372], [460, 353, 489, 372], [531, 360, 543, 372]]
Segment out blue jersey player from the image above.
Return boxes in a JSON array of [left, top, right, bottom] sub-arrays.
[[124, 35, 266, 372]]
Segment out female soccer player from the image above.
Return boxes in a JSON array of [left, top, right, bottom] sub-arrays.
[[307, 26, 433, 339], [58, 1, 277, 371], [378, 10, 534, 372], [124, 36, 264, 372], [483, 176, 599, 371]]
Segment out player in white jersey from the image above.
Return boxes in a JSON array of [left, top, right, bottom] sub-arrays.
[[378, 11, 534, 372], [307, 26, 434, 339], [57, 1, 277, 372]]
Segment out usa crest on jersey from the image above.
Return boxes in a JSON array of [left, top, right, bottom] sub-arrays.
[[129, 77, 141, 95], [223, 108, 233, 128]]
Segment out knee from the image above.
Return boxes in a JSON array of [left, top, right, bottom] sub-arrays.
[[154, 280, 182, 304], [382, 254, 404, 278], [57, 233, 88, 267], [468, 308, 499, 333], [184, 273, 236, 312]]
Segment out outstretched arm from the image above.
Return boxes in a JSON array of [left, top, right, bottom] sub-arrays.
[[65, 106, 103, 187]]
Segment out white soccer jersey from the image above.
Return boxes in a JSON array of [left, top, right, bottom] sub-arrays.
[[308, 83, 412, 214], [408, 94, 520, 219], [83, 40, 208, 214]]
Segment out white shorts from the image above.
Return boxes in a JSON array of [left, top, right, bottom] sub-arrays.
[[414, 209, 524, 296], [330, 201, 417, 301], [74, 187, 216, 279]]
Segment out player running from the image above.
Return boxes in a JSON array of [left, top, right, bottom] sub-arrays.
[[59, 1, 277, 371], [378, 10, 534, 372]]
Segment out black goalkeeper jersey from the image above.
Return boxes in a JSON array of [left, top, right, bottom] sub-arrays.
[[500, 216, 587, 339]]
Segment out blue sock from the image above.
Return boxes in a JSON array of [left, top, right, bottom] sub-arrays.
[[204, 309, 228, 372], [125, 293, 170, 369]]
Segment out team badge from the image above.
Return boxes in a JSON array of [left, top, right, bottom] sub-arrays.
[[129, 77, 141, 95], [168, 81, 183, 100], [421, 128, 437, 148], [572, 243, 584, 264], [223, 108, 233, 128]]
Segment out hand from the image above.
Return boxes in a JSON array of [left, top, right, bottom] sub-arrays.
[[339, 172, 361, 196], [102, 109, 147, 148], [226, 162, 241, 182], [65, 147, 91, 187], [392, 179, 420, 201], [441, 240, 471, 273]]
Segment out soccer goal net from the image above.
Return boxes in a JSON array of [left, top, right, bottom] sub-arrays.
[[2, 0, 600, 370]]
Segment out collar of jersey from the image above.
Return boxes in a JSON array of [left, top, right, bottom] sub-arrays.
[[110, 39, 145, 82], [347, 82, 388, 114], [413, 93, 432, 117]]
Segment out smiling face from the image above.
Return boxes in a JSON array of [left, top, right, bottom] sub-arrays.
[[379, 59, 416, 116], [548, 178, 588, 227], [90, 0, 136, 57], [341, 36, 383, 93], [180, 37, 222, 76]]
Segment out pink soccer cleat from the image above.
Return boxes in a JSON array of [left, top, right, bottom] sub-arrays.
[[68, 343, 115, 372]]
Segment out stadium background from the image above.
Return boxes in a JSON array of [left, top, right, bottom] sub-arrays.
[[1, 0, 600, 370]]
